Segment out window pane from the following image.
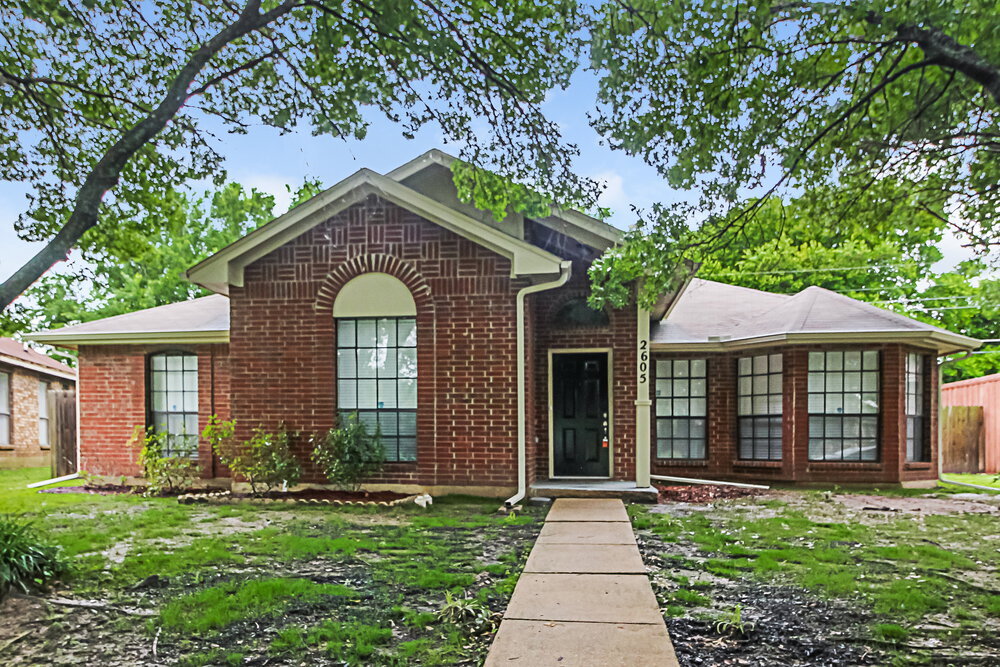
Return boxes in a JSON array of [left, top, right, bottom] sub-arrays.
[[738, 357, 751, 375], [357, 320, 377, 345], [377, 319, 397, 347], [337, 350, 357, 378], [151, 355, 167, 371], [674, 360, 689, 377], [398, 349, 417, 378], [808, 352, 825, 370], [863, 350, 879, 370], [827, 351, 843, 370], [769, 354, 782, 372], [166, 355, 183, 372], [337, 320, 356, 347], [0, 415, 8, 446], [338, 380, 357, 409], [690, 398, 706, 416], [183, 391, 198, 412], [844, 351, 862, 371], [183, 355, 198, 372], [398, 319, 417, 347], [398, 411, 417, 436], [690, 359, 706, 376], [357, 349, 378, 378]]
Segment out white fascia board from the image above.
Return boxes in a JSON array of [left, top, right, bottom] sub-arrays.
[[651, 330, 981, 355], [23, 330, 230, 348], [188, 170, 564, 290], [0, 355, 76, 381]]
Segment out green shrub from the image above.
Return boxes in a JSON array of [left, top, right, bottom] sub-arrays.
[[311, 414, 385, 491], [0, 515, 66, 598], [204, 416, 302, 494], [131, 425, 199, 495]]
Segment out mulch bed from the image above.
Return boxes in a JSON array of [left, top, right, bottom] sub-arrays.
[[655, 483, 765, 503], [39, 485, 414, 505]]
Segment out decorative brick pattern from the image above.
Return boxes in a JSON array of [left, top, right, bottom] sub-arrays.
[[229, 196, 530, 488]]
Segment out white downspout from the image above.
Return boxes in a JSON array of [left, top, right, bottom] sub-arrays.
[[505, 260, 573, 508]]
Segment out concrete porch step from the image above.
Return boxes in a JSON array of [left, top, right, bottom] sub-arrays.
[[529, 480, 658, 503]]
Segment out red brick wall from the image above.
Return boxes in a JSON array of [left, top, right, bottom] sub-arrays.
[[650, 344, 938, 485], [77, 344, 229, 478], [229, 196, 528, 488], [0, 363, 73, 468], [529, 259, 639, 483]]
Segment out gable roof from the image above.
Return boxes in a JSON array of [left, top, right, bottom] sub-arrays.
[[24, 295, 229, 348], [187, 166, 568, 295], [387, 149, 623, 250], [0, 337, 76, 380], [651, 278, 980, 354]]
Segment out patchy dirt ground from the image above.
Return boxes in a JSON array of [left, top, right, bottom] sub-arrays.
[[1, 468, 545, 667], [634, 486, 1000, 667]]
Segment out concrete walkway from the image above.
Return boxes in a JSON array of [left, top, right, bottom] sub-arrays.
[[485, 498, 679, 667]]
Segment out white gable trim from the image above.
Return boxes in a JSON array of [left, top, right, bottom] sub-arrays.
[[186, 169, 565, 294]]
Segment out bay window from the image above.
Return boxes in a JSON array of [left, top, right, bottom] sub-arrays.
[[807, 350, 879, 461], [654, 359, 707, 459], [737, 353, 783, 461]]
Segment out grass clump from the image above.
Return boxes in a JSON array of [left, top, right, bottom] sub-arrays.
[[873, 623, 909, 642], [270, 620, 392, 662], [160, 577, 356, 634], [0, 514, 65, 598]]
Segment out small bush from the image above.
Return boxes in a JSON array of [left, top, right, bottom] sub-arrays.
[[311, 414, 385, 491], [0, 515, 66, 598], [204, 416, 302, 494], [131, 425, 199, 495]]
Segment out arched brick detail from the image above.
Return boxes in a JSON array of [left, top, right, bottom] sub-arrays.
[[313, 254, 433, 314]]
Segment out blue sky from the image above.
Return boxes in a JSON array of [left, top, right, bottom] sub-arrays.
[[0, 74, 971, 284]]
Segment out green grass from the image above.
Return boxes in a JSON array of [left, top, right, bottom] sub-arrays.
[[942, 473, 1000, 490], [0, 466, 543, 663], [631, 493, 1000, 663], [159, 577, 357, 634], [873, 623, 910, 642]]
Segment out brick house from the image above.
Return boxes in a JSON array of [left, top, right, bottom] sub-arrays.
[[26, 151, 980, 495], [0, 338, 76, 469]]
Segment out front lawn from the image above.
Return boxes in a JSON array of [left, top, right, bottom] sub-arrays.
[[631, 486, 1000, 666], [0, 468, 541, 666]]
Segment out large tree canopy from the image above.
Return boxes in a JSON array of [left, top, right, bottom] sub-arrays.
[[589, 0, 999, 306], [0, 0, 595, 309]]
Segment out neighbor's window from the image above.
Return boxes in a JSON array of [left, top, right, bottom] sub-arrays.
[[0, 372, 9, 446], [905, 353, 928, 462], [38, 381, 50, 447], [654, 359, 707, 459], [737, 353, 783, 461], [148, 352, 199, 457], [337, 318, 417, 462], [808, 350, 879, 461]]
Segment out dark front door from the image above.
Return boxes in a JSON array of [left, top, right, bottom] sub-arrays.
[[552, 353, 610, 477]]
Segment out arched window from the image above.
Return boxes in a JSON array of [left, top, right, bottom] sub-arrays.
[[334, 274, 417, 462], [148, 351, 199, 458], [552, 297, 610, 328]]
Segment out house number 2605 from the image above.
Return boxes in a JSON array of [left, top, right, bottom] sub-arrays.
[[638, 339, 649, 384]]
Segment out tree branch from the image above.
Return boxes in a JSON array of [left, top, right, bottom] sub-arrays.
[[0, 0, 297, 310]]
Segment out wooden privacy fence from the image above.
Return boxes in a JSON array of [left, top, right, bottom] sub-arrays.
[[941, 405, 985, 474], [47, 388, 77, 477]]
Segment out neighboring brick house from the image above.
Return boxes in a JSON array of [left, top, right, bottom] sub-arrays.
[[26, 150, 980, 495], [0, 338, 76, 469]]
